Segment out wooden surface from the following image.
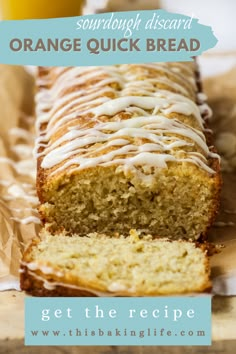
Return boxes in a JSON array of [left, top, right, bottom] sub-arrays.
[[0, 339, 236, 354]]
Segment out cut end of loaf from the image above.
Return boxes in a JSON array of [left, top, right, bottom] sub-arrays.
[[39, 161, 220, 240], [20, 228, 211, 296]]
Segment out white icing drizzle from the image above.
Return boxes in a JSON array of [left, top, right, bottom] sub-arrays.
[[35, 63, 218, 177], [43, 281, 57, 291], [9, 127, 34, 142], [0, 157, 36, 179], [24, 262, 61, 275], [108, 282, 128, 292], [8, 207, 37, 213], [90, 94, 203, 126], [3, 195, 38, 204], [224, 209, 236, 215], [22, 265, 133, 296], [11, 216, 42, 225], [3, 184, 38, 204], [0, 128, 40, 231], [11, 144, 33, 159], [0, 179, 11, 187], [0, 275, 20, 291], [214, 221, 235, 228], [198, 92, 208, 103]]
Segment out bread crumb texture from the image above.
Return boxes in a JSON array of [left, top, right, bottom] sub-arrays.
[[21, 229, 211, 295]]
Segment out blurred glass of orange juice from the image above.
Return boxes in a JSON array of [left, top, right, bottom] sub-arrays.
[[0, 0, 84, 20]]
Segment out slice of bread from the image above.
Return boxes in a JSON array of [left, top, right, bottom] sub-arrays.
[[20, 228, 211, 296]]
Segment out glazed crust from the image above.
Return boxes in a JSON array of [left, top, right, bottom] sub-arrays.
[[36, 64, 221, 198], [20, 266, 98, 297], [36, 64, 222, 240], [20, 266, 212, 297]]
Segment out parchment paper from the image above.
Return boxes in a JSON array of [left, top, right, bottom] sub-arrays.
[[0, 65, 40, 290], [0, 58, 235, 295]]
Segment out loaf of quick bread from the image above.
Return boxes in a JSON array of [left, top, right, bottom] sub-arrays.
[[20, 229, 211, 296], [35, 63, 221, 240]]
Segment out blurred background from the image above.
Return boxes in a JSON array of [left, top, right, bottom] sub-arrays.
[[87, 0, 236, 53]]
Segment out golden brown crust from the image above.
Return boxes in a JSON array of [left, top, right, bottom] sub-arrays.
[[20, 265, 98, 297], [20, 265, 212, 297]]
